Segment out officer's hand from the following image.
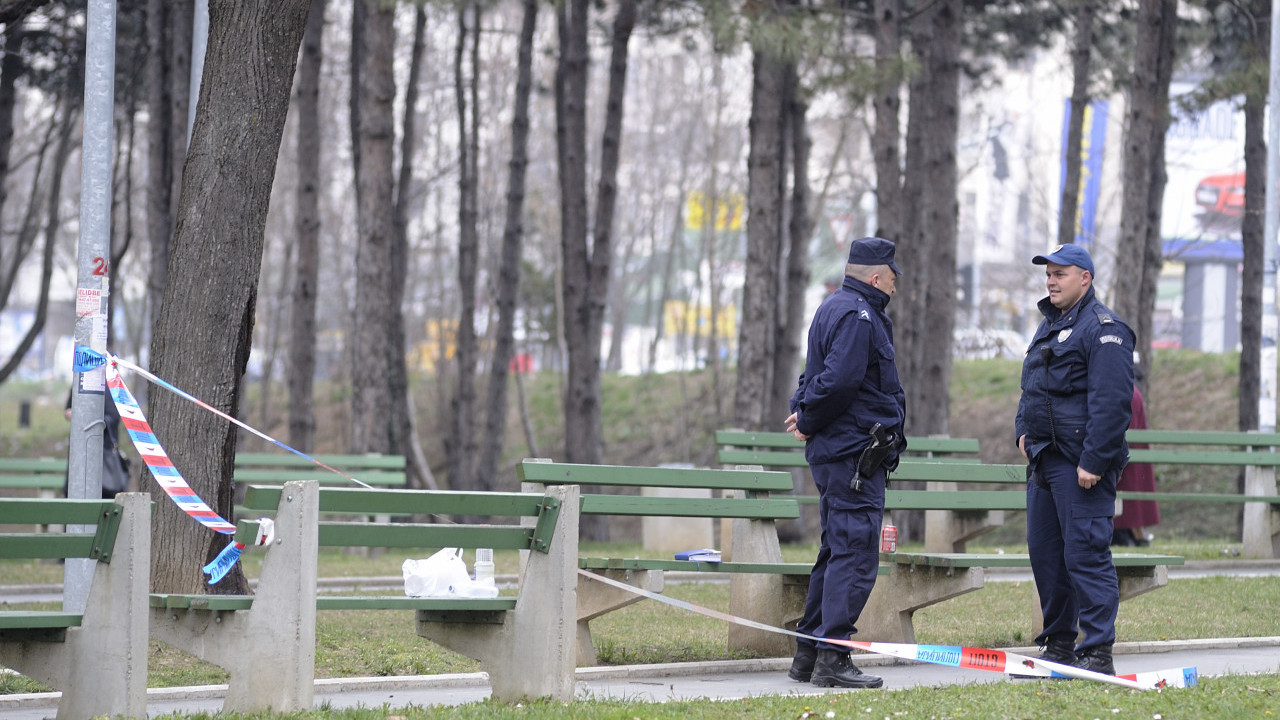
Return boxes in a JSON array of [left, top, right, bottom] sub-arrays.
[[784, 412, 808, 442], [1077, 467, 1101, 489], [1017, 435, 1027, 460]]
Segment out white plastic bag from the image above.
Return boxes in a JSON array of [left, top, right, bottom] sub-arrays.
[[403, 547, 470, 598]]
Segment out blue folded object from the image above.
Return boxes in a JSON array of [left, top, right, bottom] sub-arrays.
[[675, 548, 721, 562]]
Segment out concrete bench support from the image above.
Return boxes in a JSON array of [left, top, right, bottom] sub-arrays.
[[418, 484, 579, 702], [859, 564, 985, 644], [149, 480, 320, 713], [727, 513, 801, 656], [575, 568, 663, 666], [1243, 465, 1280, 558], [0, 493, 151, 720]]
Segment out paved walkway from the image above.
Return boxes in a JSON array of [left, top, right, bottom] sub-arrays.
[[1, 637, 1276, 717]]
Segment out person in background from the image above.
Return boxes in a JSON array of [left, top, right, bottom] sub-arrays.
[[1113, 356, 1159, 547], [1015, 243, 1134, 676], [784, 236, 906, 690]]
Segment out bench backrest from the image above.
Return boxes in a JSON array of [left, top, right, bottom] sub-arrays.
[[233, 452, 407, 487], [0, 497, 124, 560], [517, 459, 801, 520], [240, 484, 563, 553], [0, 457, 68, 492], [715, 430, 981, 468]]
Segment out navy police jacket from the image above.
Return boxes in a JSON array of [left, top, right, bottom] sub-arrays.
[[1015, 286, 1134, 479], [789, 276, 906, 465]]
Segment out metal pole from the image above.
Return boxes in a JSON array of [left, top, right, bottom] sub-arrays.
[[66, 0, 116, 613], [1262, 0, 1280, 434]]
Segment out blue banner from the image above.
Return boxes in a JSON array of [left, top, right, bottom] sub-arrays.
[[1060, 99, 1108, 246]]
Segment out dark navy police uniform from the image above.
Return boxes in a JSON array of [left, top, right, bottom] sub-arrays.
[[1015, 285, 1133, 653], [790, 274, 905, 651]]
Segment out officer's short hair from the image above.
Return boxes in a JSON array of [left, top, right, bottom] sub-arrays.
[[846, 263, 894, 282]]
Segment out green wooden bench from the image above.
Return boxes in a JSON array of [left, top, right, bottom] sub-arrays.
[[1122, 429, 1280, 557], [715, 429, 981, 468], [0, 493, 150, 719], [233, 452, 406, 487], [0, 457, 67, 494], [149, 480, 580, 709]]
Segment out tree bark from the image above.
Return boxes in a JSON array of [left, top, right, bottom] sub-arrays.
[[873, 0, 902, 244], [287, 0, 325, 452], [451, 2, 481, 489], [478, 0, 538, 492], [734, 44, 786, 432], [0, 19, 22, 292], [771, 64, 810, 427], [1237, 0, 1267, 433], [1058, 0, 1095, 247], [145, 0, 174, 332], [349, 0, 397, 455], [148, 0, 310, 594]]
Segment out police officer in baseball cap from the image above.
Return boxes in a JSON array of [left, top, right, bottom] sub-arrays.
[[1015, 243, 1134, 676]]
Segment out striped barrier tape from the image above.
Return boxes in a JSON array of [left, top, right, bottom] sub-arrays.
[[578, 569, 1197, 690]]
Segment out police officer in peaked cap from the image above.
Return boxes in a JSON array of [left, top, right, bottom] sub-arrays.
[[1015, 243, 1134, 676]]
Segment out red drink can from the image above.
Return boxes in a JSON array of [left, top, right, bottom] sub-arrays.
[[880, 524, 898, 553]]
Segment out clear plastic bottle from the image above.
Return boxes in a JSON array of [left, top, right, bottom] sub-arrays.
[[474, 548, 495, 585]]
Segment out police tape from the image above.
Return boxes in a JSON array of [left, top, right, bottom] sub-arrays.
[[577, 568, 1197, 690]]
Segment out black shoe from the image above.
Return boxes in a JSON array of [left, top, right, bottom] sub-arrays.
[[811, 649, 883, 689], [1072, 645, 1115, 675], [1010, 635, 1075, 679], [1111, 528, 1136, 547], [788, 643, 818, 682]]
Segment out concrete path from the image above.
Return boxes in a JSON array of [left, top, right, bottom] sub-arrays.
[[1, 637, 1276, 718]]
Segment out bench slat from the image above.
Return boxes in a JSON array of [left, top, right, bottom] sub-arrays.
[[1117, 491, 1280, 504], [883, 552, 1184, 568], [885, 489, 1026, 511], [1126, 429, 1280, 447], [0, 534, 100, 559], [234, 453, 406, 469], [0, 498, 118, 525], [579, 495, 800, 519], [0, 458, 68, 472], [891, 462, 1025, 483], [0, 477, 66, 490], [0, 611, 83, 629], [579, 557, 813, 574], [318, 596, 516, 611], [232, 470, 405, 485], [243, 486, 550, 517], [1128, 449, 1280, 466], [318, 522, 534, 550], [715, 431, 980, 455], [519, 460, 794, 492]]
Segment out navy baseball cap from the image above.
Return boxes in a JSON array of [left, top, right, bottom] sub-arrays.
[[847, 237, 901, 276], [1032, 244, 1094, 274]]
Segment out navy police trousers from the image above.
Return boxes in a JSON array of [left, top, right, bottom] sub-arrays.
[[796, 455, 883, 652], [1026, 449, 1119, 651]]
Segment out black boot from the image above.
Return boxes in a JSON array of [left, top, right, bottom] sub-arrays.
[[1038, 635, 1076, 665], [811, 649, 883, 689], [788, 643, 818, 682], [1073, 644, 1115, 675]]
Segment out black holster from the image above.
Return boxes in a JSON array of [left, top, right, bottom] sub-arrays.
[[851, 423, 899, 491]]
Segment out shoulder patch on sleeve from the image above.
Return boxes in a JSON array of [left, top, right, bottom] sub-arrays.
[[858, 309, 871, 321], [1099, 335, 1123, 345]]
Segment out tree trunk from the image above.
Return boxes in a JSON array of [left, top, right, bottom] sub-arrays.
[[1058, 0, 1095, 247], [349, 0, 397, 455], [148, 0, 310, 594], [451, 2, 481, 489], [873, 0, 902, 244], [914, 0, 961, 437], [287, 0, 325, 452], [0, 19, 22, 290], [734, 45, 786, 431], [394, 3, 437, 490], [478, 0, 538, 492], [145, 0, 174, 332], [1237, 0, 1266, 433], [771, 64, 810, 427]]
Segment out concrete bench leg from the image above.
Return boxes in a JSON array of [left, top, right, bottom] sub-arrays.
[[419, 485, 579, 703], [149, 481, 320, 713], [727, 516, 796, 656], [1243, 466, 1279, 559], [576, 568, 663, 666], [924, 509, 1006, 553], [859, 565, 985, 644], [0, 492, 151, 720]]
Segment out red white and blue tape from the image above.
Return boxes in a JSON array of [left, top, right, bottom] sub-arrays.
[[578, 569, 1198, 690]]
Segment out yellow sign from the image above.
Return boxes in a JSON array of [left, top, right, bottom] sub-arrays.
[[663, 300, 737, 339], [686, 191, 744, 231]]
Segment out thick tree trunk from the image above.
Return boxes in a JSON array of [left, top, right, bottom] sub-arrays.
[[1239, 89, 1264, 433], [287, 0, 325, 453], [872, 0, 902, 244], [771, 65, 810, 427], [478, 0, 538, 492], [1058, 0, 1095, 247], [349, 0, 397, 455], [451, 3, 481, 490], [914, 0, 961, 437], [734, 46, 786, 432], [145, 0, 174, 332], [0, 20, 22, 285], [148, 0, 309, 594]]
